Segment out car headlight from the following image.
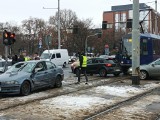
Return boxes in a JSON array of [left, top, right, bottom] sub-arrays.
[[4, 80, 19, 84]]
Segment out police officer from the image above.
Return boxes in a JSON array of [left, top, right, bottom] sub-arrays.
[[77, 52, 88, 84]]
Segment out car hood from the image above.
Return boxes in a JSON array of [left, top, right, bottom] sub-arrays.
[[0, 71, 31, 82]]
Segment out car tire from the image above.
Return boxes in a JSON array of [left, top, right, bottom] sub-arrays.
[[20, 81, 31, 96], [139, 70, 148, 80], [99, 69, 107, 77], [55, 76, 62, 88], [114, 73, 120, 77]]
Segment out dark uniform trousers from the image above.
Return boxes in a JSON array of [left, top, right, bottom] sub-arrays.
[[78, 67, 88, 82]]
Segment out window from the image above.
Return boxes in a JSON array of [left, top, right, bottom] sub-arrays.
[[51, 54, 55, 59], [46, 61, 55, 69], [87, 59, 92, 64], [155, 60, 160, 65], [56, 53, 61, 58], [140, 39, 148, 55]]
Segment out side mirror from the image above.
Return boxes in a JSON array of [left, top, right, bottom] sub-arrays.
[[151, 64, 155, 67]]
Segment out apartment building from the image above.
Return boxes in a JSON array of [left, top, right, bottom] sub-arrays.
[[103, 3, 160, 48]]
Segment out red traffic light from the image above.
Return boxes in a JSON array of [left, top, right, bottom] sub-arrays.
[[10, 33, 15, 38]]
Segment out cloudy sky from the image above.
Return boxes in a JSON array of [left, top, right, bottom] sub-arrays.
[[0, 0, 159, 26]]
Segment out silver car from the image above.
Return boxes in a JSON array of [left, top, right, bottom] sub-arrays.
[[128, 58, 160, 80], [0, 60, 64, 95]]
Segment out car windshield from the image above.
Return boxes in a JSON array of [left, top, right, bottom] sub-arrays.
[[40, 53, 50, 59], [6, 62, 36, 73]]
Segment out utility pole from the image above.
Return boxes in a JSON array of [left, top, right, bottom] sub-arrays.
[[43, 0, 61, 49], [58, 0, 61, 49], [155, 0, 158, 35], [132, 0, 140, 85]]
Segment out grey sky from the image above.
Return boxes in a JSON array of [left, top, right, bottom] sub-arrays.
[[0, 0, 159, 27]]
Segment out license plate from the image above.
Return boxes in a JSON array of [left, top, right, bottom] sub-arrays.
[[115, 69, 120, 71]]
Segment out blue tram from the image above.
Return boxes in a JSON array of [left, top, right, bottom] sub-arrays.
[[119, 33, 160, 73]]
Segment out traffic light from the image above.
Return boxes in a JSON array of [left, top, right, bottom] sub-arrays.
[[97, 32, 102, 38], [73, 25, 78, 34], [10, 33, 16, 44], [3, 30, 11, 45], [126, 19, 132, 28], [3, 30, 16, 45], [102, 21, 107, 30]]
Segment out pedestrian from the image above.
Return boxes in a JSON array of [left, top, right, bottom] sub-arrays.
[[33, 52, 40, 60], [11, 55, 18, 65], [18, 55, 25, 62], [76, 52, 88, 84], [22, 50, 30, 61]]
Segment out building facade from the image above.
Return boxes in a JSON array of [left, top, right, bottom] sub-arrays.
[[103, 3, 160, 48]]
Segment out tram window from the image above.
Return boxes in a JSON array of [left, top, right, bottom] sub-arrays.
[[152, 39, 160, 55], [140, 39, 148, 55]]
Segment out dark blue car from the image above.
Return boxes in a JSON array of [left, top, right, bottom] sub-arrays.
[[0, 60, 64, 95]]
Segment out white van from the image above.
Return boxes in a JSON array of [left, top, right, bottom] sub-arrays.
[[40, 49, 69, 67]]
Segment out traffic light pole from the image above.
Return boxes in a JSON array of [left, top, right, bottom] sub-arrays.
[[4, 45, 9, 72]]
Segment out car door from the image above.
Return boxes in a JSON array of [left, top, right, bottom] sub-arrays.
[[87, 59, 99, 73], [149, 59, 160, 76], [45, 61, 57, 83], [32, 62, 48, 88]]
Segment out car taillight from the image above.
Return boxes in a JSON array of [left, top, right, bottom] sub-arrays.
[[105, 63, 112, 67]]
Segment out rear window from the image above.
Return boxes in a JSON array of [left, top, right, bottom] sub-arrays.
[[105, 59, 115, 64]]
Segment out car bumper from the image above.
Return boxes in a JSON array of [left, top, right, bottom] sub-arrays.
[[0, 84, 21, 94], [107, 68, 122, 74]]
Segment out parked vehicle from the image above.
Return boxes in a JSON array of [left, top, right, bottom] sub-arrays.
[[119, 33, 160, 74], [68, 56, 77, 63], [40, 49, 69, 67], [0, 59, 12, 73], [71, 59, 79, 73], [72, 57, 121, 77], [0, 60, 64, 95], [128, 58, 160, 80]]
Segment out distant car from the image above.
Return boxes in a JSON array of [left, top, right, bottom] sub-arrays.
[[72, 58, 121, 77], [68, 56, 77, 63], [0, 60, 64, 95], [128, 58, 160, 80], [0, 59, 12, 73]]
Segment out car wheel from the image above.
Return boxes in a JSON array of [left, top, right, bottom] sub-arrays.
[[55, 76, 62, 88], [139, 70, 148, 80], [63, 62, 66, 68], [20, 81, 31, 96], [114, 73, 120, 77], [75, 69, 80, 77], [99, 69, 107, 77]]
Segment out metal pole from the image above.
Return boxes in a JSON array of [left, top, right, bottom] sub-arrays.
[[4, 46, 8, 72], [85, 37, 88, 55], [132, 0, 140, 85], [155, 0, 158, 34], [58, 0, 61, 49]]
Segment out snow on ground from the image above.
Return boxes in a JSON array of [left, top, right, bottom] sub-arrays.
[[41, 95, 112, 111], [93, 83, 159, 97], [40, 83, 160, 110]]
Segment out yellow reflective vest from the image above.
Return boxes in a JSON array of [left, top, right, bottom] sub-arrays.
[[82, 56, 87, 67], [24, 57, 30, 61]]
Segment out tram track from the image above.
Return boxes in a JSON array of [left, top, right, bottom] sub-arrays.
[[0, 76, 129, 112], [84, 85, 160, 120]]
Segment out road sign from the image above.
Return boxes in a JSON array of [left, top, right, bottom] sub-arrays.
[[39, 38, 42, 46]]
